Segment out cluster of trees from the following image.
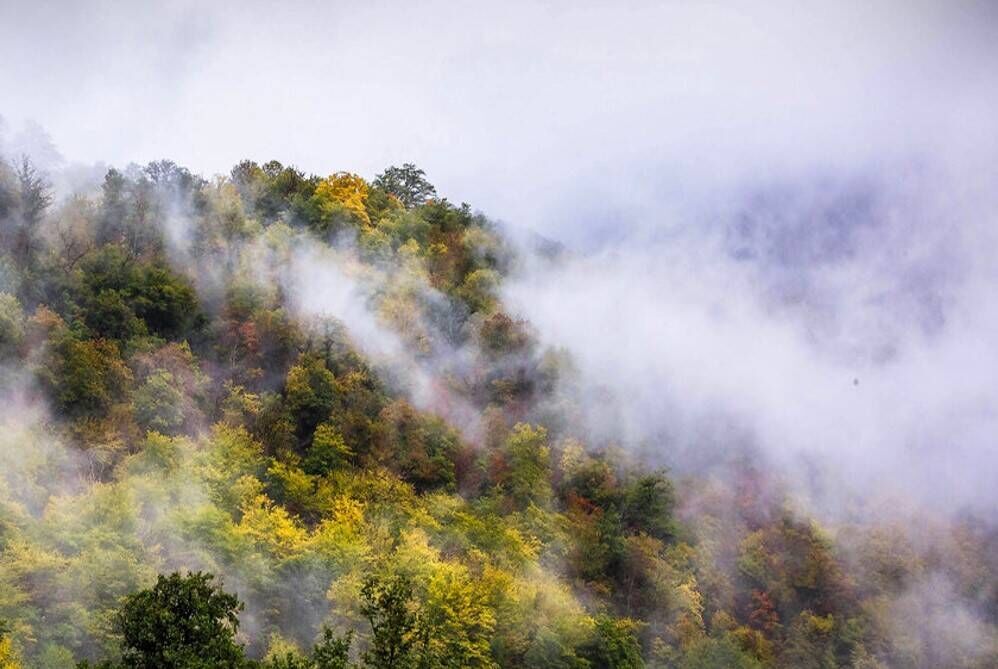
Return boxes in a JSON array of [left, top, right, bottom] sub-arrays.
[[68, 570, 641, 669], [0, 152, 995, 668]]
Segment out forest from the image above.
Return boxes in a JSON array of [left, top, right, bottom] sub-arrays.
[[0, 154, 995, 669]]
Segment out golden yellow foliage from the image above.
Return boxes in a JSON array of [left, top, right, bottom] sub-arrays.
[[422, 563, 498, 668], [0, 634, 22, 669], [235, 493, 309, 558], [672, 576, 707, 648], [314, 172, 371, 226], [311, 496, 371, 568]]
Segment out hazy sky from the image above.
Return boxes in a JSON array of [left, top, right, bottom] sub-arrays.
[[2, 0, 996, 238]]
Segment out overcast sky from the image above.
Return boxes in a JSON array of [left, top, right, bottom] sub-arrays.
[[2, 0, 996, 238]]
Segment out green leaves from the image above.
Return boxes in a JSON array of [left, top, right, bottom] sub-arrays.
[[39, 332, 132, 416], [74, 245, 199, 342], [372, 165, 436, 210], [303, 423, 353, 476], [285, 355, 338, 440], [360, 574, 420, 669], [577, 615, 645, 669], [133, 370, 185, 434], [113, 572, 246, 669], [500, 423, 552, 511]]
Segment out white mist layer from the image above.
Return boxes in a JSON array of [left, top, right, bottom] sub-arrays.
[[504, 161, 998, 517]]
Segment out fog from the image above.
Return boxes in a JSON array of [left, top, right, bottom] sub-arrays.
[[2, 1, 995, 236], [505, 160, 998, 516]]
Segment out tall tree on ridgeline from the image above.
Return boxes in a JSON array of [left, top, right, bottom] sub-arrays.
[[373, 164, 436, 209]]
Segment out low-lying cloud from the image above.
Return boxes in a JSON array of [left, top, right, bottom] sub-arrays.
[[505, 157, 998, 517]]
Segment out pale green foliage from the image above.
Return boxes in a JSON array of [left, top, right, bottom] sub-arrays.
[[502, 423, 553, 510], [133, 370, 185, 434], [457, 268, 500, 314], [0, 292, 24, 354], [304, 423, 353, 475]]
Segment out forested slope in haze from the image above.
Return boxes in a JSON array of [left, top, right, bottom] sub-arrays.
[[0, 156, 994, 669]]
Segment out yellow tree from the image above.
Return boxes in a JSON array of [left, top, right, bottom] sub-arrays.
[[0, 620, 21, 669], [313, 172, 371, 227]]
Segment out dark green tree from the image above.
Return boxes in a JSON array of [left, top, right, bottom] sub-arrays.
[[373, 164, 436, 209], [107, 572, 246, 669], [577, 615, 644, 669], [360, 574, 420, 669], [622, 472, 677, 542], [311, 629, 354, 669], [15, 155, 51, 227], [0, 157, 16, 221], [74, 246, 199, 341], [2, 156, 52, 268], [285, 355, 338, 440], [231, 159, 316, 224], [97, 168, 129, 245]]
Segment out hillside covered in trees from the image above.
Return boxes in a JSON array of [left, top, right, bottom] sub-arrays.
[[0, 155, 995, 669]]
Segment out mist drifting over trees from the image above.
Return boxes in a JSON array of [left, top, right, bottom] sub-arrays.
[[2, 2, 998, 668]]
